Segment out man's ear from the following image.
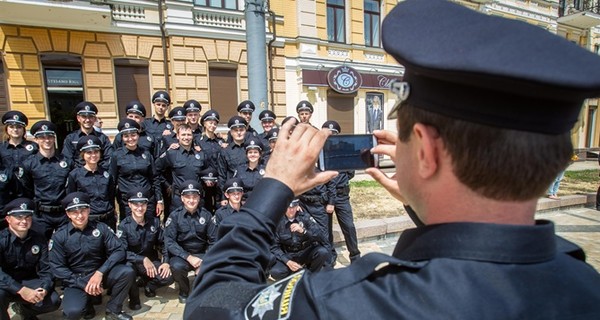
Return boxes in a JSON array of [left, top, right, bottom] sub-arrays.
[[412, 123, 441, 179]]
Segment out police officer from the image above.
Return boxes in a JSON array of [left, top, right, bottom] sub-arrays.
[[233, 137, 266, 201], [18, 120, 73, 240], [296, 100, 315, 126], [50, 192, 135, 320], [161, 107, 188, 155], [142, 90, 173, 140], [199, 167, 221, 214], [257, 110, 276, 153], [67, 135, 117, 231], [217, 116, 248, 191], [270, 199, 331, 280], [261, 127, 279, 165], [61, 101, 112, 170], [110, 119, 163, 220], [0, 198, 61, 320], [113, 101, 161, 159], [226, 101, 258, 143], [117, 188, 173, 310], [155, 123, 207, 211], [184, 0, 600, 318], [184, 99, 203, 137], [196, 110, 224, 171], [164, 180, 216, 303], [0, 111, 38, 177], [212, 178, 244, 232], [322, 120, 361, 263]]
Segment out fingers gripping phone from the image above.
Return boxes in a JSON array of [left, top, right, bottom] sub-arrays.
[[318, 134, 379, 171]]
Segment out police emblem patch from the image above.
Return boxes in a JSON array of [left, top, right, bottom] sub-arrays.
[[26, 144, 34, 151], [165, 217, 172, 227], [0, 174, 6, 182], [167, 124, 173, 129], [259, 169, 265, 176], [137, 192, 143, 198], [199, 217, 205, 225], [31, 245, 40, 255], [41, 125, 48, 131], [92, 229, 101, 237], [20, 203, 27, 210], [245, 271, 304, 320], [48, 240, 53, 251], [17, 167, 23, 178], [151, 225, 156, 233], [73, 198, 80, 204], [60, 161, 67, 168], [142, 154, 147, 159], [147, 136, 152, 142], [195, 154, 201, 159], [116, 230, 123, 238], [104, 171, 110, 179]]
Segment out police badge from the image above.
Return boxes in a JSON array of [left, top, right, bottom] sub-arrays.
[[151, 225, 156, 233], [147, 136, 152, 142], [26, 144, 34, 151], [31, 245, 40, 254], [199, 217, 206, 224], [259, 169, 265, 176], [116, 230, 123, 238], [165, 217, 172, 227], [48, 240, 53, 251], [60, 161, 67, 168], [104, 171, 110, 179], [92, 229, 101, 237], [195, 154, 201, 159], [0, 174, 6, 182], [142, 154, 147, 159]]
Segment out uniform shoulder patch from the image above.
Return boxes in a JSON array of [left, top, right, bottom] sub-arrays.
[[165, 217, 172, 227], [244, 270, 305, 320], [48, 239, 53, 251]]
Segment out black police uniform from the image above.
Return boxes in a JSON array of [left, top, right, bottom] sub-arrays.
[[143, 91, 173, 140], [50, 220, 135, 319], [110, 147, 162, 219], [297, 184, 329, 233], [117, 215, 173, 304], [270, 210, 331, 280], [212, 204, 238, 231], [326, 171, 360, 261], [260, 128, 279, 165], [233, 163, 265, 201], [217, 142, 247, 191], [67, 167, 117, 230], [0, 167, 15, 229], [199, 168, 222, 214], [0, 111, 38, 177], [0, 200, 61, 320], [196, 134, 224, 171], [155, 147, 207, 210], [19, 150, 73, 240], [113, 130, 161, 160], [163, 204, 216, 299]]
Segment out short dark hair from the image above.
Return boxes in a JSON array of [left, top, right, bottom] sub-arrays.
[[397, 104, 573, 201], [177, 123, 192, 134]]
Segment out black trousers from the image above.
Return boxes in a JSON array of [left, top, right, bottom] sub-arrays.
[[170, 254, 204, 297], [32, 212, 68, 240], [0, 279, 61, 320], [61, 264, 135, 319], [331, 193, 361, 260], [128, 260, 174, 303], [270, 245, 331, 280]]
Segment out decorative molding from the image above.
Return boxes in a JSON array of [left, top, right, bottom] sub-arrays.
[[365, 52, 384, 62], [327, 48, 349, 58]]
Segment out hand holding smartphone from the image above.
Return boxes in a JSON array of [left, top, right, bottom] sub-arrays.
[[318, 134, 379, 171]]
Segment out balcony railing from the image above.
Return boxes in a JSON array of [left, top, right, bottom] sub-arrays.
[[192, 6, 245, 30], [559, 0, 600, 16]]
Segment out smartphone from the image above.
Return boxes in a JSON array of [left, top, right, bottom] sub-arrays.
[[318, 134, 378, 171]]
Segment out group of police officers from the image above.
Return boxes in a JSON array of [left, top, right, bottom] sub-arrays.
[[0, 91, 361, 319]]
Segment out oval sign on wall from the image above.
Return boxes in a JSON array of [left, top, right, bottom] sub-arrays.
[[327, 65, 363, 94]]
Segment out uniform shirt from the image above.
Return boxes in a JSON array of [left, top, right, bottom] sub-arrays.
[[142, 117, 173, 141], [213, 204, 239, 228], [18, 153, 73, 206], [271, 211, 328, 264], [155, 147, 207, 194], [67, 166, 116, 215], [161, 132, 179, 154], [164, 207, 216, 259], [112, 130, 161, 159], [117, 215, 168, 264], [257, 132, 271, 154], [183, 178, 600, 319], [233, 163, 266, 199], [226, 127, 257, 144], [49, 221, 125, 290], [110, 147, 162, 202], [0, 168, 15, 215], [61, 129, 112, 169], [326, 170, 355, 204], [0, 140, 38, 173], [0, 228, 53, 294], [195, 134, 224, 171], [216, 143, 246, 190]]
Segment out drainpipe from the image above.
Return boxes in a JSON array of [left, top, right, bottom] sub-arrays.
[[245, 0, 269, 132], [267, 3, 277, 111], [158, 0, 170, 92]]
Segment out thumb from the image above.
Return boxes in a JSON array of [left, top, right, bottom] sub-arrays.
[[365, 168, 405, 202]]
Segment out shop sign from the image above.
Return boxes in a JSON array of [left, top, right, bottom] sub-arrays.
[[327, 65, 362, 94]]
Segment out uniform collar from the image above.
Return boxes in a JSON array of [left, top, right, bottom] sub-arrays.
[[393, 220, 556, 264]]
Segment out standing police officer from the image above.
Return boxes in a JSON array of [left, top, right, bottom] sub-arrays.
[[183, 100, 203, 137], [0, 198, 61, 320], [18, 120, 73, 239], [164, 181, 216, 303], [117, 188, 173, 310], [257, 110, 276, 153], [113, 101, 161, 159], [0, 111, 38, 178], [217, 116, 248, 192], [270, 199, 331, 280], [199, 167, 221, 214], [196, 110, 224, 171], [61, 101, 112, 170], [143, 90, 173, 141], [50, 192, 135, 320], [296, 100, 315, 126]]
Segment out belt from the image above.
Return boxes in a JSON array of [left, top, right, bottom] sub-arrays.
[[300, 195, 321, 203], [283, 241, 312, 253], [37, 204, 63, 214], [336, 186, 350, 194], [90, 211, 114, 220]]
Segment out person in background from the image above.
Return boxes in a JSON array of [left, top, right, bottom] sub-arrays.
[[113, 101, 161, 159], [257, 110, 276, 153], [261, 127, 279, 165], [199, 167, 221, 214], [93, 117, 103, 133], [233, 137, 266, 201], [0, 198, 61, 320], [0, 111, 38, 178], [296, 100, 315, 127], [143, 90, 173, 140], [212, 178, 244, 234], [196, 110, 224, 171], [217, 116, 248, 193]]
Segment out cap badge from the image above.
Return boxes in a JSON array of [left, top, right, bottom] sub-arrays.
[[235, 120, 240, 124], [390, 80, 410, 102], [208, 173, 214, 177], [302, 103, 306, 108], [211, 113, 215, 117], [177, 111, 182, 116], [87, 139, 93, 145], [188, 184, 194, 189], [20, 203, 27, 210], [250, 141, 255, 145], [85, 105, 90, 111], [190, 103, 195, 108], [42, 125, 48, 131], [13, 115, 18, 120], [133, 104, 138, 109], [233, 182, 238, 187], [124, 122, 130, 129], [31, 245, 40, 255], [329, 124, 334, 129], [160, 94, 164, 99], [245, 103, 250, 108], [73, 197, 80, 204], [137, 192, 143, 198]]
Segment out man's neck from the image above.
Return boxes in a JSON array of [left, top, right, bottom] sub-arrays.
[[9, 227, 27, 239], [230, 202, 241, 211], [39, 148, 55, 158], [132, 214, 145, 226], [80, 127, 93, 135], [154, 114, 165, 121]]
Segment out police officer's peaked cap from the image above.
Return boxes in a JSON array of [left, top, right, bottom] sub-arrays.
[[77, 135, 102, 152], [184, 99, 202, 113], [62, 192, 91, 211], [2, 111, 28, 126], [180, 180, 202, 195], [127, 188, 149, 203], [125, 100, 147, 117], [258, 110, 276, 122], [75, 101, 98, 116], [265, 127, 280, 141], [237, 100, 255, 113], [243, 137, 264, 151], [201, 110, 220, 123], [224, 178, 244, 193], [4, 198, 35, 216], [152, 91, 171, 104], [322, 120, 341, 134], [281, 116, 297, 126], [382, 0, 600, 134], [227, 116, 248, 129], [169, 107, 187, 121], [30, 120, 56, 137], [199, 167, 218, 181], [296, 100, 313, 113], [118, 118, 140, 134]]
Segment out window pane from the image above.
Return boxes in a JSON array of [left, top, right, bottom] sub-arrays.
[[194, 0, 207, 5], [365, 0, 379, 12], [372, 18, 380, 47], [328, 0, 344, 5], [327, 7, 335, 41], [225, 0, 236, 9], [335, 8, 345, 42], [364, 14, 372, 46]]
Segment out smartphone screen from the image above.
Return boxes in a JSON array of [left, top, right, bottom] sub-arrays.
[[318, 134, 378, 171]]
